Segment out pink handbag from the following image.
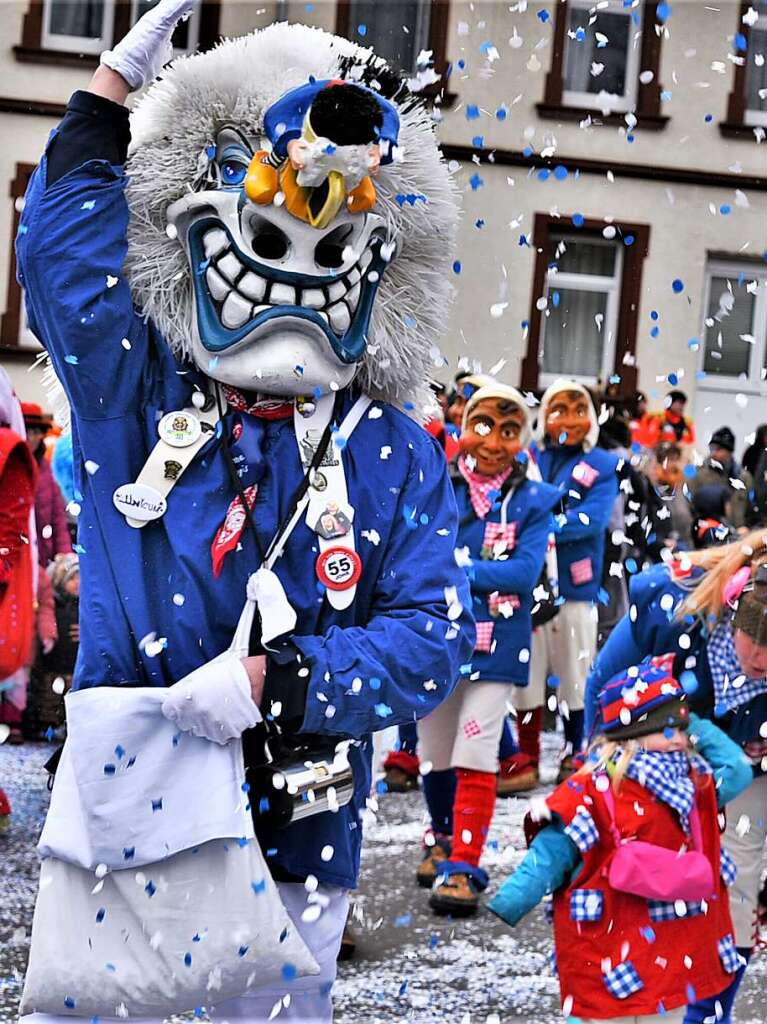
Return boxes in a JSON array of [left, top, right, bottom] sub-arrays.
[[601, 782, 716, 903]]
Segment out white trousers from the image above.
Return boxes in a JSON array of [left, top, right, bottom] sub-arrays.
[[417, 678, 513, 773], [22, 881, 349, 1024], [722, 772, 767, 948], [513, 600, 597, 713]]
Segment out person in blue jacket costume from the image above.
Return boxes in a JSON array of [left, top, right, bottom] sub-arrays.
[[417, 382, 561, 917], [584, 535, 767, 1024], [503, 379, 620, 793], [16, 6, 473, 1022]]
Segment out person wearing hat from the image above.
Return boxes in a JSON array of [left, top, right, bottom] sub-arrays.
[[415, 382, 561, 916], [488, 657, 752, 1024], [688, 426, 756, 534], [635, 389, 697, 451], [21, 402, 72, 568], [584, 531, 767, 1023], [502, 380, 620, 793]]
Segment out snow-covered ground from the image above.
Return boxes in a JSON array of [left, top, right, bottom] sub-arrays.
[[1, 738, 766, 1023]]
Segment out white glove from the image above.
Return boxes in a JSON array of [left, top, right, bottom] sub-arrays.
[[100, 0, 196, 91], [248, 567, 297, 647], [161, 654, 262, 745]]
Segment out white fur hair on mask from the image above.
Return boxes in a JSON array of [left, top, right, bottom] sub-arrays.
[[124, 22, 460, 408]]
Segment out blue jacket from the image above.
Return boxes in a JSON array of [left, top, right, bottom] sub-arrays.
[[16, 134, 474, 889], [488, 713, 753, 926], [584, 563, 767, 754], [455, 472, 560, 684], [531, 441, 619, 602]]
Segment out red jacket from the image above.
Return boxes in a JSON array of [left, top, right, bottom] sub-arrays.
[[33, 451, 72, 567], [546, 769, 735, 1019]]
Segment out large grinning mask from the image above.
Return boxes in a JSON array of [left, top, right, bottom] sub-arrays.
[[125, 23, 460, 405]]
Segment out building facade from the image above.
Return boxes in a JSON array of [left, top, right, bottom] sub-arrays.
[[1, 0, 765, 448]]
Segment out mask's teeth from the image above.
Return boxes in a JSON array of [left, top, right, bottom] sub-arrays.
[[346, 267, 361, 287], [221, 291, 252, 328], [316, 310, 330, 325], [217, 252, 243, 283], [302, 288, 326, 309], [238, 272, 266, 302], [206, 266, 231, 303], [270, 282, 297, 305], [346, 281, 361, 314], [203, 228, 228, 259], [327, 280, 346, 302], [327, 302, 351, 334], [359, 249, 373, 271]]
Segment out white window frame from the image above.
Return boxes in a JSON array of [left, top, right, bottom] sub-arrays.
[[698, 258, 767, 393], [562, 0, 642, 114], [347, 0, 431, 73], [538, 235, 623, 389], [744, 9, 767, 127], [42, 0, 115, 55], [130, 0, 201, 55]]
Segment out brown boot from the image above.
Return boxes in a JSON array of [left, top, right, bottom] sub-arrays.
[[416, 838, 451, 888], [497, 753, 539, 796], [429, 872, 480, 917]]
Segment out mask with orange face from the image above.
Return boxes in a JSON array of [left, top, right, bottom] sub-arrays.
[[544, 389, 592, 447], [460, 397, 526, 477]]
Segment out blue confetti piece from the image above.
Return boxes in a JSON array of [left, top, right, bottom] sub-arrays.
[[625, 558, 638, 574], [572, 212, 584, 227], [370, 676, 382, 690], [453, 260, 462, 274], [127, 755, 136, 768], [661, 90, 672, 102], [680, 671, 699, 695], [394, 913, 412, 927], [402, 504, 419, 530], [429, 932, 439, 949], [469, 173, 484, 191], [459, 663, 473, 676], [96, 907, 106, 923], [106, 962, 116, 972], [251, 878, 267, 894], [471, 135, 484, 148], [103, 763, 116, 776], [667, 372, 678, 385], [184, 952, 192, 967], [374, 702, 394, 718], [554, 165, 568, 181], [523, 145, 534, 158], [404, 314, 417, 328], [495, 106, 507, 121], [457, 59, 466, 70], [651, 326, 660, 339], [705, 113, 713, 123], [627, 134, 635, 144], [465, 104, 480, 120], [641, 926, 656, 943], [624, 234, 635, 246], [145, 880, 156, 897], [475, 218, 485, 229], [123, 846, 135, 860], [686, 984, 697, 1004], [575, 26, 586, 41], [552, 291, 560, 308], [357, 23, 367, 36], [399, 981, 408, 996], [238, 945, 249, 957], [282, 963, 298, 981], [734, 32, 748, 52], [538, 168, 550, 181], [672, 278, 684, 293], [64, 997, 76, 1009], [80, 200, 96, 211], [150, 797, 163, 813], [650, 310, 659, 321], [548, 675, 560, 689], [720, 204, 731, 215], [657, 3, 672, 23], [114, 744, 125, 759], [64, 354, 79, 365], [537, 9, 550, 22]]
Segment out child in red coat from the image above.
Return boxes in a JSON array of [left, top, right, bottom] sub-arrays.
[[489, 658, 753, 1022]]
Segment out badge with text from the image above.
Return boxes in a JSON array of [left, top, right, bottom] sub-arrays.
[[316, 547, 362, 591], [158, 410, 202, 448], [113, 482, 167, 522], [313, 500, 354, 540]]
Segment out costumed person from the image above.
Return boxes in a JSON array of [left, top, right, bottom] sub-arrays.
[[0, 369, 38, 746], [634, 389, 696, 451], [416, 383, 560, 916], [502, 380, 619, 792], [16, 4, 473, 1021], [584, 533, 767, 1024], [489, 659, 752, 1024], [21, 403, 72, 568]]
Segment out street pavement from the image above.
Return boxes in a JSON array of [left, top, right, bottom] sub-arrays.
[[2, 738, 767, 1023]]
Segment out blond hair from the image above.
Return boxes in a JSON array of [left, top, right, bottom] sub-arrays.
[[674, 529, 767, 624], [581, 738, 641, 792]]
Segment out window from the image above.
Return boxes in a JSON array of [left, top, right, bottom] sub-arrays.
[[335, 1, 453, 99], [17, 0, 218, 66], [1, 165, 43, 353], [539, 1, 667, 129], [520, 214, 651, 394], [699, 259, 767, 389], [722, 2, 767, 138]]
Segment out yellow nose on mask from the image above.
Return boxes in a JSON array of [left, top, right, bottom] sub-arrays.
[[280, 163, 348, 230]]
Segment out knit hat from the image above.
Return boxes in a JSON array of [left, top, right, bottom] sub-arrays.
[[461, 382, 532, 447], [732, 564, 767, 647], [598, 655, 689, 740], [709, 426, 736, 452], [21, 402, 52, 432], [533, 379, 600, 452]]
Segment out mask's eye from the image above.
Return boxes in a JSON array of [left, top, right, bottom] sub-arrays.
[[220, 158, 248, 187]]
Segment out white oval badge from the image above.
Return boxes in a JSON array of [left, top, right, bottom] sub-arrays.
[[113, 483, 167, 522], [158, 410, 202, 448]]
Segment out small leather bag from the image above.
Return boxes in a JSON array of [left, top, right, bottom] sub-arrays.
[[601, 781, 716, 903]]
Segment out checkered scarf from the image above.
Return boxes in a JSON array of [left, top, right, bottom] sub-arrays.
[[457, 456, 514, 519], [623, 749, 703, 835], [708, 617, 767, 713]]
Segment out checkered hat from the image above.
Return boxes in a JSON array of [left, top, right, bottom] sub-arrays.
[[597, 654, 689, 740]]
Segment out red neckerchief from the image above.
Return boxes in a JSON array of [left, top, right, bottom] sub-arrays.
[[457, 455, 514, 520], [211, 390, 294, 577]]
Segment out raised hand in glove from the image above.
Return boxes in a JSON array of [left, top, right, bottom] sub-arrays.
[[161, 654, 265, 745], [100, 0, 196, 92]]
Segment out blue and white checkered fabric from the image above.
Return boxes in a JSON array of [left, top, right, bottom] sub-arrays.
[[603, 961, 644, 1000], [647, 900, 704, 922], [708, 618, 767, 714], [564, 807, 600, 854], [720, 848, 738, 886], [718, 933, 744, 974], [625, 749, 696, 834], [570, 888, 604, 922]]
